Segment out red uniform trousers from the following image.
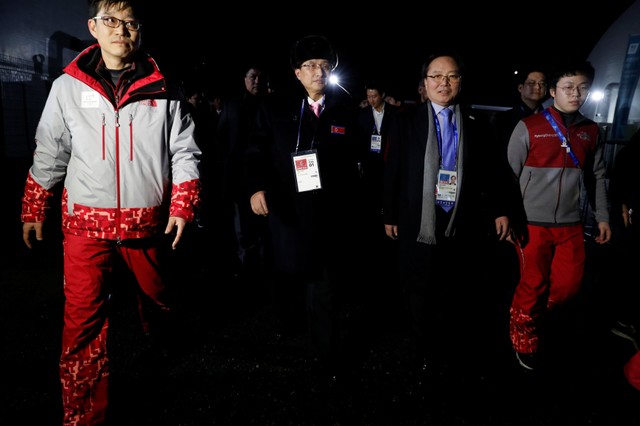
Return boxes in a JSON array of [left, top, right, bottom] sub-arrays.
[[60, 233, 169, 425], [509, 224, 585, 353], [624, 351, 640, 391]]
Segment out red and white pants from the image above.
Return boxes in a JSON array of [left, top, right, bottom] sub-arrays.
[[509, 224, 585, 353], [60, 233, 169, 425]]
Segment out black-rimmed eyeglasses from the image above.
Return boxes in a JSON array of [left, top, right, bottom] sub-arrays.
[[93, 16, 141, 31]]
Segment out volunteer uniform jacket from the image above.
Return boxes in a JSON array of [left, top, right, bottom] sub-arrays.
[[507, 106, 608, 227], [21, 44, 201, 240]]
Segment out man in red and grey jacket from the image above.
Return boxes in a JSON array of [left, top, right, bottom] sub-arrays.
[[506, 60, 610, 371], [20, 0, 201, 423]]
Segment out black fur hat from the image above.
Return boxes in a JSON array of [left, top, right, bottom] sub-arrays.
[[290, 35, 338, 70]]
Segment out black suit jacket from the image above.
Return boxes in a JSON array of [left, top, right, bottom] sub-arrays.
[[246, 84, 362, 277], [357, 102, 400, 214], [383, 101, 511, 245]]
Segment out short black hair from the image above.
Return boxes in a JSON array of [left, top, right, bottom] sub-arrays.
[[364, 79, 386, 96], [513, 64, 547, 86], [88, 0, 145, 20], [421, 51, 465, 79], [548, 60, 595, 88]]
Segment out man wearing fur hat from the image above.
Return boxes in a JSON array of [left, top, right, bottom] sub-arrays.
[[246, 35, 364, 381]]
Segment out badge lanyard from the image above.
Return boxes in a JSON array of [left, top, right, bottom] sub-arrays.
[[432, 107, 458, 208], [370, 122, 381, 153], [292, 99, 321, 192], [543, 110, 581, 168]]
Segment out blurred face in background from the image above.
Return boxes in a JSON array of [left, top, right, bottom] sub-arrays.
[[245, 68, 265, 96], [519, 71, 547, 105], [366, 88, 385, 110]]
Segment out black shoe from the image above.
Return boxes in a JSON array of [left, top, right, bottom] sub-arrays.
[[515, 352, 537, 371], [194, 215, 205, 229], [611, 321, 639, 350]]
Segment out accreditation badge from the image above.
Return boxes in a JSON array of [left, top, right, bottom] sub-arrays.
[[292, 150, 321, 192]]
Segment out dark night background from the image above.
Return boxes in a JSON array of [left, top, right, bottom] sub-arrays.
[[142, 1, 636, 106], [3, 2, 640, 424]]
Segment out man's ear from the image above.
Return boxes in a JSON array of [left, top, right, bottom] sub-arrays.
[[88, 18, 98, 39]]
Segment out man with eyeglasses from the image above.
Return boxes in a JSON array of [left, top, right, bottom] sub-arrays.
[[383, 52, 513, 377], [496, 65, 549, 150], [20, 0, 201, 423], [355, 79, 401, 343], [246, 35, 362, 383], [506, 60, 611, 372]]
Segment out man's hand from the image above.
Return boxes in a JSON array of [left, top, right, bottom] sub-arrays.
[[594, 221, 612, 245], [250, 191, 269, 216], [622, 204, 632, 228], [385, 224, 398, 240], [494, 216, 510, 241], [165, 216, 187, 250], [23, 222, 44, 249]]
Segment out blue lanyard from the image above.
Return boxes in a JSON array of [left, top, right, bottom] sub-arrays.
[[543, 110, 581, 168]]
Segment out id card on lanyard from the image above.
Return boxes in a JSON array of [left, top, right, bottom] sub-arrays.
[[370, 134, 382, 153], [436, 169, 457, 202], [292, 149, 321, 192]]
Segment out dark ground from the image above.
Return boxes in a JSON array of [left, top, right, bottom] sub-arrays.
[[2, 216, 640, 425]]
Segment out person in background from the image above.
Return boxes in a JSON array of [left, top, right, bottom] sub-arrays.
[[357, 79, 399, 224], [355, 79, 400, 343], [608, 129, 640, 379], [608, 130, 640, 390], [245, 35, 362, 382], [184, 83, 214, 230], [383, 51, 512, 376], [211, 93, 224, 117], [215, 64, 269, 280], [185, 87, 202, 111], [495, 65, 548, 150], [506, 60, 611, 371], [20, 0, 201, 423], [384, 93, 402, 107], [202, 90, 224, 142], [184, 84, 216, 154]]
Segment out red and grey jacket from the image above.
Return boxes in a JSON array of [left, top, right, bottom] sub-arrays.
[[507, 106, 608, 227], [21, 44, 201, 240]]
